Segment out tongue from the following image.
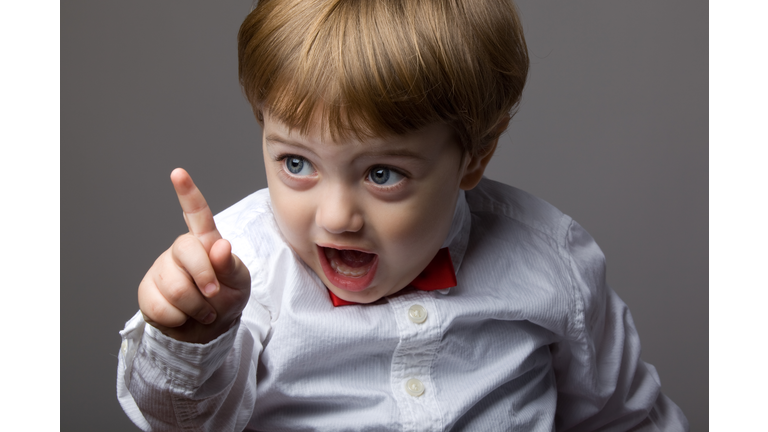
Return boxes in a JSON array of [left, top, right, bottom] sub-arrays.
[[338, 249, 375, 267]]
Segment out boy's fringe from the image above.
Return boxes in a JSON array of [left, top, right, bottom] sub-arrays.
[[238, 0, 528, 156]]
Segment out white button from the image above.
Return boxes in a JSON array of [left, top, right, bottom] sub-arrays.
[[408, 304, 428, 324], [405, 378, 425, 397], [120, 340, 128, 356]]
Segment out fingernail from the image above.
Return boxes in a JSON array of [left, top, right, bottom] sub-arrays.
[[202, 283, 217, 295], [202, 312, 216, 324]]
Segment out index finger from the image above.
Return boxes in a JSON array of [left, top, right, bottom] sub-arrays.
[[171, 168, 222, 249]]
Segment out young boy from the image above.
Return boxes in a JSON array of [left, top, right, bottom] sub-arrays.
[[117, 0, 689, 430]]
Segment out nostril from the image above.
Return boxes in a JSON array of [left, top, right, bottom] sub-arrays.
[[316, 208, 364, 234]]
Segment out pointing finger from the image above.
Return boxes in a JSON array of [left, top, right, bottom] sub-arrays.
[[171, 168, 222, 250]]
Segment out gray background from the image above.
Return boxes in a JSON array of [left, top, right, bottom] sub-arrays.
[[62, 1, 707, 430]]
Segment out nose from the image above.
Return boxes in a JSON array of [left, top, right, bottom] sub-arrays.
[[315, 183, 364, 234]]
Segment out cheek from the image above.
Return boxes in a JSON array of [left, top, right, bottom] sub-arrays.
[[397, 184, 460, 260], [373, 185, 458, 254], [268, 182, 316, 250], [264, 153, 312, 245]]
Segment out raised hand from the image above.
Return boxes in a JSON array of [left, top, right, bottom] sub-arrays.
[[138, 168, 251, 344]]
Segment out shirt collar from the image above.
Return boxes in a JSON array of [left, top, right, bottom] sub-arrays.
[[435, 190, 470, 294]]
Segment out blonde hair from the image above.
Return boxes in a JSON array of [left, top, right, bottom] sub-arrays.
[[238, 0, 528, 156]]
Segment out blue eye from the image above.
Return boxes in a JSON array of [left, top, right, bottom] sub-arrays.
[[368, 167, 404, 186], [284, 156, 314, 176]]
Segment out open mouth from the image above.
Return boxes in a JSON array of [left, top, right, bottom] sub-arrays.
[[317, 245, 378, 292]]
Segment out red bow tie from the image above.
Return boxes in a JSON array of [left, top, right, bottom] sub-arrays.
[[328, 247, 457, 307]]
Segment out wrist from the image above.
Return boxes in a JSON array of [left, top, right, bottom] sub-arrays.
[[140, 318, 241, 389], [146, 313, 241, 345]]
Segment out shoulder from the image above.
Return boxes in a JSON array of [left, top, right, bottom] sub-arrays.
[[465, 177, 607, 287], [212, 187, 292, 268], [465, 177, 573, 249], [462, 178, 609, 337], [214, 188, 272, 237], [213, 188, 284, 254], [213, 189, 293, 316]]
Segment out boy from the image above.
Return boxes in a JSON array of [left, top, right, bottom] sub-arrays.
[[117, 0, 689, 430]]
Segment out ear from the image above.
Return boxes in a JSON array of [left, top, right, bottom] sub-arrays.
[[459, 116, 510, 190]]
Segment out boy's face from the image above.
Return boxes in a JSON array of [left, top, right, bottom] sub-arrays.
[[262, 113, 470, 304]]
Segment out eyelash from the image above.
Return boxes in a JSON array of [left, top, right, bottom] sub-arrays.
[[365, 166, 408, 191], [274, 154, 316, 180], [274, 153, 409, 191], [275, 153, 310, 167]]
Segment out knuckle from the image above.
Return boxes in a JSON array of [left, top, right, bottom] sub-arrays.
[[137, 281, 152, 303], [164, 278, 193, 304], [146, 251, 170, 277], [149, 302, 185, 327], [139, 295, 179, 327], [173, 234, 200, 255], [193, 267, 216, 284]]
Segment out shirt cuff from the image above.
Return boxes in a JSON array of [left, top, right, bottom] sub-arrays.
[[119, 311, 241, 393]]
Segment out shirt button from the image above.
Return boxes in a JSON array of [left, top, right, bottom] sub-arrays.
[[408, 304, 428, 324], [120, 340, 128, 356], [405, 378, 425, 397]]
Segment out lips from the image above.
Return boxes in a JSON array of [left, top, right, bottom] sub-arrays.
[[317, 245, 378, 292]]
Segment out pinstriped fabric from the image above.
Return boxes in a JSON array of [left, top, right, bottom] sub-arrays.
[[117, 179, 689, 431], [388, 292, 444, 432]]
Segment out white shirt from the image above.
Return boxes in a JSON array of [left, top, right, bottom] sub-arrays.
[[117, 178, 689, 431]]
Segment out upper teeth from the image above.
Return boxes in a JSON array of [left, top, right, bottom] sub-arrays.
[[330, 258, 368, 277]]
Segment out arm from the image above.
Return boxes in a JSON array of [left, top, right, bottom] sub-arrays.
[[551, 219, 689, 432], [117, 305, 269, 431], [116, 169, 263, 431]]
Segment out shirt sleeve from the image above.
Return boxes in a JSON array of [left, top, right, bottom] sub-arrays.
[[550, 219, 689, 432], [116, 302, 270, 432]]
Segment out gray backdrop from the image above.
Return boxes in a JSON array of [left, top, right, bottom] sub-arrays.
[[62, 1, 707, 430]]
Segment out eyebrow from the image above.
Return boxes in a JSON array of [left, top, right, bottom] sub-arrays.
[[265, 134, 428, 162], [265, 134, 319, 157], [355, 149, 428, 163]]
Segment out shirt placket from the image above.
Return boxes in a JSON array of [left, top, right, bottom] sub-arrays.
[[388, 291, 444, 432]]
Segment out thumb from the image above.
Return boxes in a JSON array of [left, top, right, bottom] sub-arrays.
[[210, 238, 250, 291]]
